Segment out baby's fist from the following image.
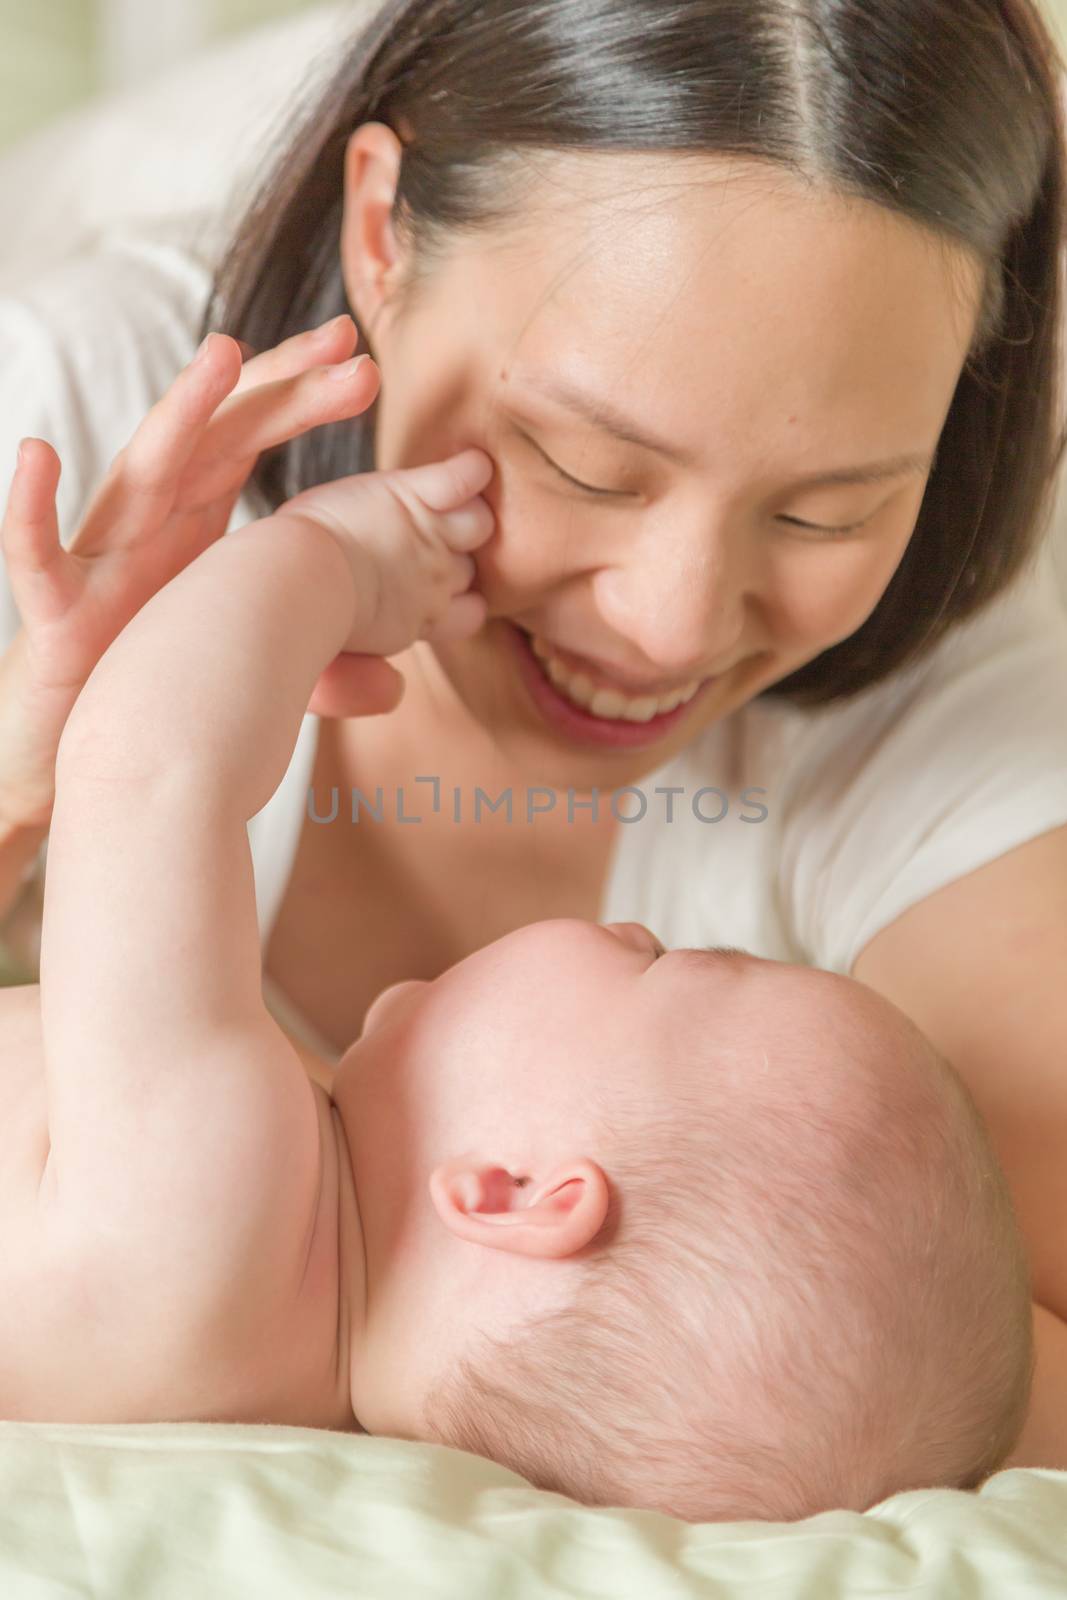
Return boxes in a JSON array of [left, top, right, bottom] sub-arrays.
[[284, 447, 496, 656]]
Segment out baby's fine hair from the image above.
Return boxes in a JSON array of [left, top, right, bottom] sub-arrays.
[[420, 993, 1034, 1523]]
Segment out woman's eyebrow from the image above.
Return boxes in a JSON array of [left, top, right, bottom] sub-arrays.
[[506, 367, 937, 486]]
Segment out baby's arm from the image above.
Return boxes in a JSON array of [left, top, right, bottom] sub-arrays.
[[40, 512, 357, 1231], [24, 431, 491, 1314]]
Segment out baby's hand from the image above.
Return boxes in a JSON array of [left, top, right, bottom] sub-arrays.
[[282, 438, 496, 656]]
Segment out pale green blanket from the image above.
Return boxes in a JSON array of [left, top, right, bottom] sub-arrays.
[[1, 1422, 1064, 1597]]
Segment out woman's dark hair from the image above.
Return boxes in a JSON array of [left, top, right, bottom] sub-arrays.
[[203, 0, 1066, 706]]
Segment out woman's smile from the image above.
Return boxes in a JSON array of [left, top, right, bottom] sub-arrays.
[[525, 629, 710, 704], [504, 620, 720, 751]]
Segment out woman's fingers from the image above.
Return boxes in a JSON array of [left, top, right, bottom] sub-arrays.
[[195, 315, 361, 490], [70, 318, 360, 557], [227, 314, 357, 397], [122, 332, 243, 481], [190, 353, 378, 507], [71, 333, 245, 555], [0, 439, 79, 627], [2, 439, 61, 569]]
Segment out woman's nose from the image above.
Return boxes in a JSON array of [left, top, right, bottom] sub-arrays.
[[591, 533, 745, 678]]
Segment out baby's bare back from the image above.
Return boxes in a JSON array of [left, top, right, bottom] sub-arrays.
[[0, 983, 90, 1418], [0, 984, 48, 1211], [0, 986, 199, 1421], [0, 984, 339, 1424]]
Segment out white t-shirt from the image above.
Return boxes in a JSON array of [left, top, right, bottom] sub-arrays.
[[3, 220, 1067, 1062]]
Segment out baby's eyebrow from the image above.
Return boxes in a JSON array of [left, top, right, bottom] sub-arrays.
[[670, 944, 751, 971]]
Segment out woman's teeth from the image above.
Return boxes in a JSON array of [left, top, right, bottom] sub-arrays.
[[528, 633, 702, 723]]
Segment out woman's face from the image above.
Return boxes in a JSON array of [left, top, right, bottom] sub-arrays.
[[341, 128, 985, 791]]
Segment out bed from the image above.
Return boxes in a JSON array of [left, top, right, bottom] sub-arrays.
[[0, 1421, 1065, 1597]]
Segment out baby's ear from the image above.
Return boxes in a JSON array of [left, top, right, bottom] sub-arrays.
[[428, 1156, 609, 1259]]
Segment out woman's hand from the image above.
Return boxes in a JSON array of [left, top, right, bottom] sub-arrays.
[[0, 315, 398, 830]]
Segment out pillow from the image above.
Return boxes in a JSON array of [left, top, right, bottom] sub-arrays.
[[0, 2, 367, 291]]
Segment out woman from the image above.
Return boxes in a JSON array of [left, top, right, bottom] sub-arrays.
[[1, 0, 1066, 1473]]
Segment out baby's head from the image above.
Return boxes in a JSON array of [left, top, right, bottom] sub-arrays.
[[333, 919, 1033, 1523]]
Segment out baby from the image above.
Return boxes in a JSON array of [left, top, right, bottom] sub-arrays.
[[0, 425, 1033, 1525]]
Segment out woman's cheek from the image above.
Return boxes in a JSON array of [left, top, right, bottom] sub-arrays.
[[777, 540, 910, 655]]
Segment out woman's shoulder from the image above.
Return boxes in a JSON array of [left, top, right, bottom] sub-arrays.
[[756, 551, 1067, 974], [643, 543, 1067, 853], [730, 546, 1067, 780]]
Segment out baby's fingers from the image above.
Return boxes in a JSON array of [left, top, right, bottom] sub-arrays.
[[440, 490, 496, 552], [0, 439, 77, 626], [422, 590, 489, 645], [390, 448, 496, 521]]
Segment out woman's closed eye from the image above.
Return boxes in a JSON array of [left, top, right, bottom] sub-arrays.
[[518, 429, 629, 500], [777, 513, 871, 537], [520, 431, 876, 538]]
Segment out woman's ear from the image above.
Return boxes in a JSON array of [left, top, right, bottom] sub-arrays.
[[340, 122, 406, 333], [428, 1155, 610, 1259]]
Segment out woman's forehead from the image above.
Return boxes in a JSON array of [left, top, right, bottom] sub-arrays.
[[448, 173, 982, 393]]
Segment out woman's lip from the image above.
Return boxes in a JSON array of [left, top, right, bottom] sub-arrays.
[[505, 621, 716, 751]]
